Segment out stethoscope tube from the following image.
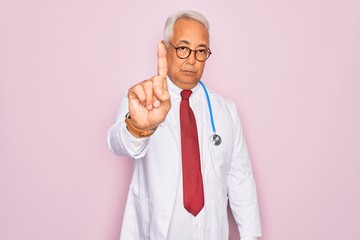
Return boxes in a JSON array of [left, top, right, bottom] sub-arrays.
[[199, 81, 222, 146]]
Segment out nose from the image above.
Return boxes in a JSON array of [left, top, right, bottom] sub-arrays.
[[186, 50, 196, 65]]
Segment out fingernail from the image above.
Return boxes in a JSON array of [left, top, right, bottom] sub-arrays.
[[147, 104, 153, 110], [153, 100, 160, 108]]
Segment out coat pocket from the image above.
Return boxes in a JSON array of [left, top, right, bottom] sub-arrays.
[[131, 186, 151, 239], [204, 196, 229, 240]]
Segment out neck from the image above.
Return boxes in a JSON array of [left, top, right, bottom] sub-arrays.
[[170, 79, 199, 90]]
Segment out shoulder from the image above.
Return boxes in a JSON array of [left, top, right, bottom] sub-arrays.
[[205, 87, 240, 125], [207, 88, 237, 112]]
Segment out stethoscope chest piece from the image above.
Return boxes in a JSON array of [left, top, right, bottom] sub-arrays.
[[199, 81, 222, 146], [211, 133, 222, 146]]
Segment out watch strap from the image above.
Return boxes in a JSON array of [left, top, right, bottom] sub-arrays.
[[125, 113, 157, 138]]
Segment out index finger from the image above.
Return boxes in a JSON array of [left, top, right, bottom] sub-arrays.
[[157, 41, 168, 80]]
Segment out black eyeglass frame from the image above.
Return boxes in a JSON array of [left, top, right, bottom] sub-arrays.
[[168, 42, 212, 62]]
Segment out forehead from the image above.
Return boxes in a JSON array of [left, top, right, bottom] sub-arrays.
[[172, 18, 209, 46]]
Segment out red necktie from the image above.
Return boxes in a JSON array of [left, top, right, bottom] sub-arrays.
[[180, 90, 204, 216]]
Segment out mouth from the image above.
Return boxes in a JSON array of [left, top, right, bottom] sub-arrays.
[[181, 70, 196, 75]]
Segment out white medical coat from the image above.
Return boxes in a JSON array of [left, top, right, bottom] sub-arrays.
[[107, 79, 262, 240]]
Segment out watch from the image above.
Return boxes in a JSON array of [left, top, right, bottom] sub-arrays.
[[124, 112, 157, 138]]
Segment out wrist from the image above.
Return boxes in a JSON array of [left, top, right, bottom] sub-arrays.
[[125, 113, 157, 138]]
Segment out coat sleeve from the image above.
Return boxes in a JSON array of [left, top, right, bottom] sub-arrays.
[[226, 101, 262, 238], [107, 95, 150, 159]]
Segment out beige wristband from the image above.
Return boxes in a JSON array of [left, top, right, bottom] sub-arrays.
[[125, 113, 157, 138]]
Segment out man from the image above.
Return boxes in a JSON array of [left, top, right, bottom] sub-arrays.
[[108, 10, 262, 240]]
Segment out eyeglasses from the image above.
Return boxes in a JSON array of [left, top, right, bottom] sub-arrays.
[[169, 42, 212, 62]]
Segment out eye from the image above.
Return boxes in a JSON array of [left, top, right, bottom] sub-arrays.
[[197, 49, 207, 54], [178, 46, 188, 52]]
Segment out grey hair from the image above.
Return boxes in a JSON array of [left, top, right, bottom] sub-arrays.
[[163, 10, 210, 45]]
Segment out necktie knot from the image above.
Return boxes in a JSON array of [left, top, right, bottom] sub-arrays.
[[181, 90, 192, 100]]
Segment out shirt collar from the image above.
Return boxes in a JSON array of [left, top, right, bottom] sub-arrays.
[[167, 77, 201, 99]]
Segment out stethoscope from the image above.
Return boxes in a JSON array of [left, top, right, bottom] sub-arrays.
[[199, 81, 222, 146]]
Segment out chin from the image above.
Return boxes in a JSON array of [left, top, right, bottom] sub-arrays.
[[181, 75, 199, 83], [180, 73, 200, 81], [182, 80, 201, 89], [170, 74, 201, 89]]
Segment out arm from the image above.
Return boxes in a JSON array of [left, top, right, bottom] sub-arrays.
[[227, 102, 262, 239], [107, 42, 171, 159]]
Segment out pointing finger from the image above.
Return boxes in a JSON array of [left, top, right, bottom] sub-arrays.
[[157, 41, 168, 81]]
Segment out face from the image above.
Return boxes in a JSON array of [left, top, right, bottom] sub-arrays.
[[166, 18, 210, 90]]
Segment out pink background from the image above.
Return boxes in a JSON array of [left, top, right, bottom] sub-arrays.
[[1, 0, 359, 239]]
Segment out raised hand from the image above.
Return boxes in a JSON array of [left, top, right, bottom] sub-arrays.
[[127, 42, 171, 135]]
